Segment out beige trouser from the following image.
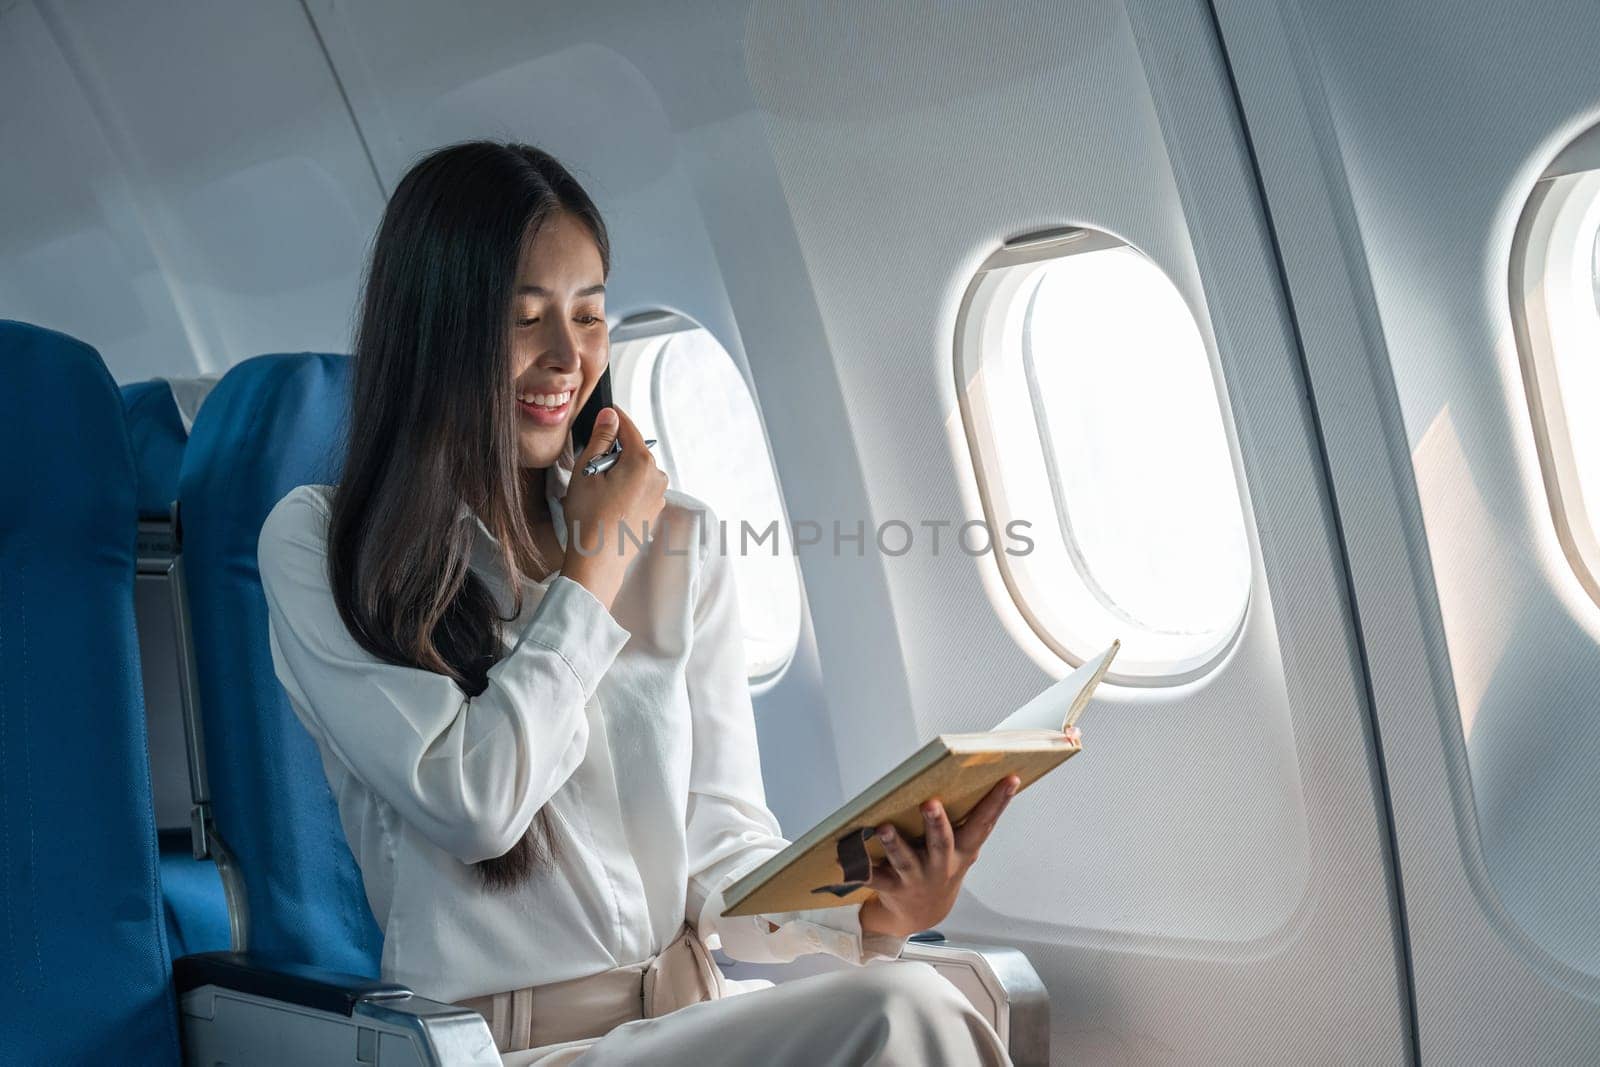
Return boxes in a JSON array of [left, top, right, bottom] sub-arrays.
[[457, 923, 1012, 1066]]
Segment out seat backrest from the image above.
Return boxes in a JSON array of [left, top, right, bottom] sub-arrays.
[[0, 320, 180, 1062], [178, 352, 383, 976]]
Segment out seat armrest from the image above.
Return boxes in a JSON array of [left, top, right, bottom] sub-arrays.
[[894, 936, 1050, 1067], [177, 952, 498, 1066], [174, 951, 410, 1016]]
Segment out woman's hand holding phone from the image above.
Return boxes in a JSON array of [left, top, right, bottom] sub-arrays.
[[559, 406, 668, 611]]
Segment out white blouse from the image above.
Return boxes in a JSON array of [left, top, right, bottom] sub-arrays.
[[255, 459, 907, 1004]]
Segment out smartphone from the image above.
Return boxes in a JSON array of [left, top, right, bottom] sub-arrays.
[[570, 365, 614, 452]]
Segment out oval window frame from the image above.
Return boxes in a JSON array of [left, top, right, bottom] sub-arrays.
[[953, 227, 1252, 684], [1511, 125, 1600, 609]]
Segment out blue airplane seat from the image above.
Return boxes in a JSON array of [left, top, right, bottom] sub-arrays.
[[121, 379, 188, 520], [0, 321, 181, 1062], [177, 352, 383, 977], [120, 378, 233, 960]]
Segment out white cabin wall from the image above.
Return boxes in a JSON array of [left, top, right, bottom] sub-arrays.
[[737, 0, 1317, 938], [1216, 0, 1600, 1059], [1302, 0, 1600, 971]]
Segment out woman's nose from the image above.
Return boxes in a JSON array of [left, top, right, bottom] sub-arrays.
[[539, 321, 582, 365]]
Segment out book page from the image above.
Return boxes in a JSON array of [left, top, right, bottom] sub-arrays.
[[988, 640, 1119, 732]]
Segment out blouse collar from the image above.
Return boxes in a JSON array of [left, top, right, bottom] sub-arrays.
[[456, 460, 573, 589]]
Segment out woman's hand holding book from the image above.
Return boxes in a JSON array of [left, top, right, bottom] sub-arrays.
[[858, 768, 1033, 940]]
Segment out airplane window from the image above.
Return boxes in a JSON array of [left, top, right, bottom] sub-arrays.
[[1512, 161, 1600, 603], [610, 313, 802, 683], [955, 229, 1251, 681]]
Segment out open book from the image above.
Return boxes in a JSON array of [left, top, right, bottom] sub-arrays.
[[720, 640, 1120, 917]]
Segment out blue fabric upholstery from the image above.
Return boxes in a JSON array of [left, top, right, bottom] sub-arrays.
[[121, 379, 188, 521], [178, 352, 383, 976], [159, 833, 233, 958], [0, 321, 181, 1062]]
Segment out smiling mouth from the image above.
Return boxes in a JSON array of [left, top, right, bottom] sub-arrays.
[[517, 388, 574, 426]]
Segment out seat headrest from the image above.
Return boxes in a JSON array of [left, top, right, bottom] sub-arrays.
[[121, 380, 189, 522], [0, 320, 181, 1061], [177, 352, 382, 976]]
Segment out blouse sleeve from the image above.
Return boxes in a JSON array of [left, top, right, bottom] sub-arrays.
[[256, 487, 632, 865], [681, 504, 907, 967]]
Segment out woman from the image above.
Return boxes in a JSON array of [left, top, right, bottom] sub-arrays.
[[256, 141, 1024, 1064]]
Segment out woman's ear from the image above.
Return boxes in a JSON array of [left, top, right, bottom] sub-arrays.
[[572, 364, 614, 452]]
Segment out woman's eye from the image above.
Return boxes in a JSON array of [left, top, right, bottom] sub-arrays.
[[517, 317, 538, 327], [576, 315, 601, 325]]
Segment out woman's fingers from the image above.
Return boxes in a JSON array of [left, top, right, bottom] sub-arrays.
[[954, 776, 1019, 856], [865, 858, 903, 892], [876, 823, 920, 879], [921, 799, 956, 876], [579, 406, 619, 465], [875, 783, 1018, 895]]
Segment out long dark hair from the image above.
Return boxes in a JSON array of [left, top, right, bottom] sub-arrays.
[[328, 141, 612, 891]]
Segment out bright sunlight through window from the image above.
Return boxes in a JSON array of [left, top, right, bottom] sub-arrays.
[[610, 313, 802, 683], [955, 229, 1251, 681]]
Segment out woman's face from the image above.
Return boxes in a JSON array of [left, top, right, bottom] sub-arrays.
[[509, 210, 609, 469]]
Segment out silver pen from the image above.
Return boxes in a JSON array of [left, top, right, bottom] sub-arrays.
[[582, 437, 658, 476]]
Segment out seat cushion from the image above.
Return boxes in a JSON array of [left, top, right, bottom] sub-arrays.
[[159, 831, 231, 958]]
